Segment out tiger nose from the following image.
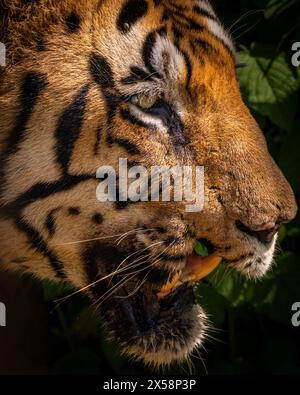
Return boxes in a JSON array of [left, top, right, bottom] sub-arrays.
[[236, 221, 280, 245]]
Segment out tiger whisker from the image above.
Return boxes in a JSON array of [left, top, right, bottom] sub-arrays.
[[116, 228, 155, 245], [107, 269, 150, 300], [93, 261, 150, 308], [228, 9, 264, 33], [108, 240, 165, 286], [55, 241, 165, 304], [54, 227, 152, 246], [94, 240, 175, 307], [55, 253, 151, 305]]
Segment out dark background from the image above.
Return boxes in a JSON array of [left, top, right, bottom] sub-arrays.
[[1, 0, 300, 375]]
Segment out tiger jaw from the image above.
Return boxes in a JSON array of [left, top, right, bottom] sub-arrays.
[[97, 232, 278, 367], [99, 249, 211, 367]]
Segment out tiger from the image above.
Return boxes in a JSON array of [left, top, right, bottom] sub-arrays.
[[0, 0, 297, 367]]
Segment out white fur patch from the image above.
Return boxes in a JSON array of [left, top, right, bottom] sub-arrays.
[[151, 35, 186, 82], [196, 0, 236, 57], [130, 104, 167, 131], [197, 0, 217, 16], [206, 19, 235, 54], [231, 235, 278, 279]]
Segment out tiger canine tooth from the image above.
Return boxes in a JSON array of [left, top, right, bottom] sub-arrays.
[[158, 271, 182, 296], [157, 253, 222, 299]]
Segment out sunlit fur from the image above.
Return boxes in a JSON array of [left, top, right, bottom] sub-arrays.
[[0, 0, 297, 366]]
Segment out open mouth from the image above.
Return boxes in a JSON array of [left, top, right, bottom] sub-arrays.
[[98, 243, 222, 365], [157, 252, 222, 299]]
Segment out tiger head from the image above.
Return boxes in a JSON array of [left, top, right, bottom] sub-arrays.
[[0, 0, 297, 367]]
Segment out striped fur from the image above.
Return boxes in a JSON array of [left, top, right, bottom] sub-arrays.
[[0, 0, 297, 367]]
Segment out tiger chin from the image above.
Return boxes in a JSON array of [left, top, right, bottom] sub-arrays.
[[0, 0, 297, 369]]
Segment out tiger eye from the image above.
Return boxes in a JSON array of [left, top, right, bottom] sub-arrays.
[[136, 94, 158, 109]]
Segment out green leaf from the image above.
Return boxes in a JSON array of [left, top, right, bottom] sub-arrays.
[[194, 242, 209, 257], [42, 279, 74, 302], [206, 265, 245, 305], [278, 225, 287, 243], [238, 43, 299, 131]]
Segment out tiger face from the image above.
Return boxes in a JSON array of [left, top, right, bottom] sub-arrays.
[[0, 0, 297, 367]]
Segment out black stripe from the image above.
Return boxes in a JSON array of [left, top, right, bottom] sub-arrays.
[[189, 40, 197, 55], [193, 5, 218, 22], [94, 124, 102, 155], [0, 174, 95, 219], [161, 9, 170, 22], [166, 5, 234, 60], [172, 25, 183, 42], [90, 53, 114, 90], [167, 1, 188, 12], [16, 217, 66, 279], [55, 84, 90, 175], [192, 7, 235, 58], [0, 72, 47, 201], [210, 33, 235, 59], [117, 0, 148, 33], [90, 53, 121, 124], [121, 66, 155, 85], [195, 37, 217, 54], [1, 72, 47, 168], [107, 133, 140, 155], [183, 51, 192, 88], [83, 247, 100, 286], [172, 10, 205, 32], [45, 207, 61, 237], [142, 31, 158, 76], [157, 26, 167, 37]]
